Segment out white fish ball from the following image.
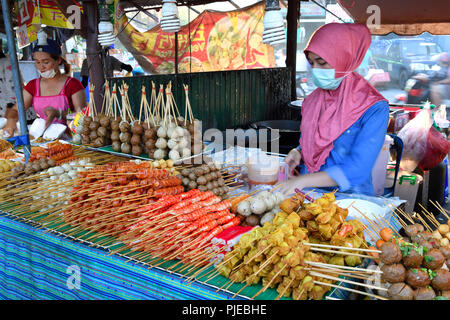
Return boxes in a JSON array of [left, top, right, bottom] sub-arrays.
[[155, 137, 168, 149], [169, 149, 180, 162], [157, 126, 167, 138]]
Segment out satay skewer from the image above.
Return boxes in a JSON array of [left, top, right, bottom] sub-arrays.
[[313, 280, 388, 300], [304, 242, 381, 253]]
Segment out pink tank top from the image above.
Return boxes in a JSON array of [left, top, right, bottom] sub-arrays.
[[33, 77, 71, 125]]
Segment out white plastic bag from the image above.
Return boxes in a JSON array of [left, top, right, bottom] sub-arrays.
[[43, 123, 67, 140], [29, 118, 47, 139], [397, 103, 433, 172]]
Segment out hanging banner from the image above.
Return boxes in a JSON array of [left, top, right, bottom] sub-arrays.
[[114, 0, 276, 74], [15, 0, 82, 46]]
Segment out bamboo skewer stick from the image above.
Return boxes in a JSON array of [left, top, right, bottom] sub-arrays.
[[413, 212, 433, 232], [232, 283, 249, 299], [304, 243, 381, 253], [308, 266, 373, 281], [275, 277, 295, 300], [395, 205, 415, 225], [251, 264, 287, 299], [325, 296, 341, 300], [430, 200, 450, 220], [306, 260, 382, 274], [388, 208, 408, 229], [314, 280, 388, 300], [308, 247, 373, 259], [309, 271, 387, 292]]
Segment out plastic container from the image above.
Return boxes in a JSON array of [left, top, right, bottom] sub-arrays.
[[393, 173, 422, 214], [371, 135, 393, 196], [245, 154, 288, 185]]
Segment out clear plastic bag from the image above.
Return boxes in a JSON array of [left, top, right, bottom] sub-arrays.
[[433, 104, 449, 129], [397, 107, 433, 172]]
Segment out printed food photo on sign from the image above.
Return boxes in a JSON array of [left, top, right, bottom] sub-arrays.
[[179, 56, 205, 73], [207, 16, 248, 70], [156, 61, 176, 74]]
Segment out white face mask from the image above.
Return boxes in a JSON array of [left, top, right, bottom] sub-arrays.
[[39, 69, 56, 79]]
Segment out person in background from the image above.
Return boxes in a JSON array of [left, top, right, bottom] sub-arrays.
[[80, 49, 133, 88], [414, 52, 450, 107], [281, 23, 389, 196], [3, 37, 86, 137], [0, 40, 36, 126]]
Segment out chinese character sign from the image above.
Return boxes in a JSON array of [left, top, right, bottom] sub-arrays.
[[114, 0, 276, 73]]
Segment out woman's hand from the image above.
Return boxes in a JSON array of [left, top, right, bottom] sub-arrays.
[[279, 176, 304, 196], [283, 148, 302, 177], [3, 118, 17, 137], [279, 171, 338, 196], [43, 107, 60, 129], [3, 107, 19, 137]]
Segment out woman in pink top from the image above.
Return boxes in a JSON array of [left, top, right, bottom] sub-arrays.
[[280, 23, 389, 196], [4, 37, 86, 137]]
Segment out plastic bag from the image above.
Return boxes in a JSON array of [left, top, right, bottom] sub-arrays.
[[434, 104, 449, 129], [397, 106, 433, 172], [418, 127, 450, 170]]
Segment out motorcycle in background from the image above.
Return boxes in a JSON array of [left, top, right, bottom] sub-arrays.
[[394, 76, 432, 105]]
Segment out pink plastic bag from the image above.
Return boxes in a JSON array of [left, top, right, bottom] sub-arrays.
[[418, 127, 450, 171], [397, 108, 433, 172]]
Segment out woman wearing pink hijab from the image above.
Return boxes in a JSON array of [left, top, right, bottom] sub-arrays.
[[280, 23, 389, 196]]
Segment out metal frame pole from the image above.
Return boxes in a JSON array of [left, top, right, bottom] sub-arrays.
[[1, 0, 31, 161]]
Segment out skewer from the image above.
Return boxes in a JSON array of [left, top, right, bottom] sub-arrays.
[[325, 296, 341, 300], [394, 205, 415, 224], [304, 243, 381, 253], [308, 247, 373, 259], [306, 261, 382, 274], [308, 266, 372, 281], [309, 271, 387, 292], [231, 283, 249, 299], [313, 280, 388, 300], [248, 250, 279, 279], [389, 209, 408, 229], [413, 212, 433, 232], [251, 264, 287, 299], [275, 277, 295, 300], [430, 200, 450, 220], [418, 203, 440, 228]]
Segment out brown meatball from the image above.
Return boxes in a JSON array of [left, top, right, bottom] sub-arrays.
[[404, 224, 419, 238], [414, 287, 436, 300], [402, 249, 423, 268], [381, 263, 406, 283], [415, 224, 425, 233], [245, 215, 260, 227], [420, 231, 432, 241], [380, 242, 402, 264], [387, 283, 414, 300], [420, 241, 434, 252], [406, 268, 431, 289], [112, 141, 121, 152], [431, 269, 450, 291], [412, 231, 432, 245], [423, 249, 446, 270], [440, 246, 450, 259]]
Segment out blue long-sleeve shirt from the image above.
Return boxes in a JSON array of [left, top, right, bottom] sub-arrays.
[[298, 100, 390, 196]]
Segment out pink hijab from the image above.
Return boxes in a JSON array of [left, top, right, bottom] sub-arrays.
[[300, 23, 387, 173]]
